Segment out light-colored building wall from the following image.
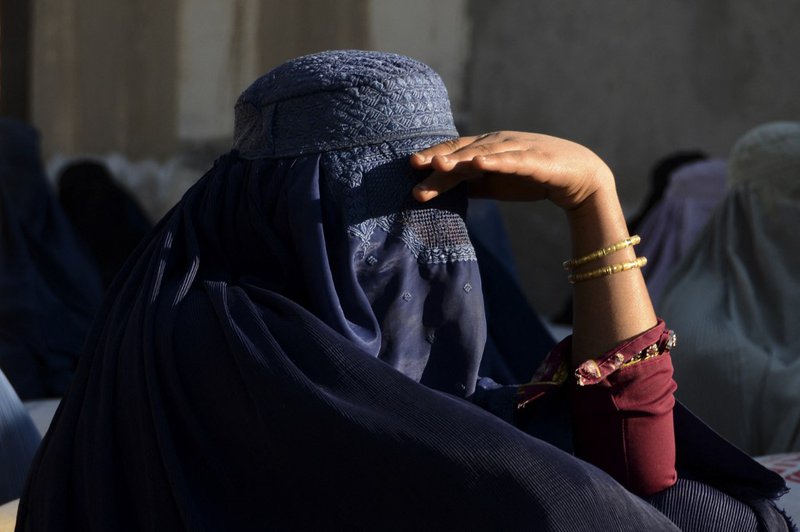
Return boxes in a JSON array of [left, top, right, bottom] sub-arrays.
[[177, 0, 372, 145], [31, 0, 179, 159]]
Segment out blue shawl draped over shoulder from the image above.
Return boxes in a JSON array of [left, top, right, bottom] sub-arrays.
[[19, 51, 716, 530]]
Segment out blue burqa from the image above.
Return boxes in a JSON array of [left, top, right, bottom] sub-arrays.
[[17, 52, 788, 531], [0, 119, 103, 400]]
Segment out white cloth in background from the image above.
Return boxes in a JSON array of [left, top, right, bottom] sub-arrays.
[[661, 122, 800, 456], [0, 499, 18, 532], [23, 399, 60, 438], [755, 453, 800, 524]]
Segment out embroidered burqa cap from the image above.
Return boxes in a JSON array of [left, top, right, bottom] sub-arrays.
[[18, 51, 683, 530], [662, 121, 800, 455]]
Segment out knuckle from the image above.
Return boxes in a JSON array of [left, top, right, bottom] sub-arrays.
[[442, 138, 462, 150]]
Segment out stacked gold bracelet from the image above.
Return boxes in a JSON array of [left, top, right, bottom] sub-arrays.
[[563, 235, 647, 284], [567, 256, 648, 284], [562, 235, 641, 270]]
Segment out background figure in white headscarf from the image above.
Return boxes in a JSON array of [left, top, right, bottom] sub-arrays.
[[661, 121, 800, 456], [636, 158, 728, 309]]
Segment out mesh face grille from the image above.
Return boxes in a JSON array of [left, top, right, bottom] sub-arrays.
[[322, 138, 475, 265]]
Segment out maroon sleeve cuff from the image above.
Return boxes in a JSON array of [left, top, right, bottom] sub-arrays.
[[574, 319, 674, 386], [515, 319, 679, 496], [571, 353, 677, 495]]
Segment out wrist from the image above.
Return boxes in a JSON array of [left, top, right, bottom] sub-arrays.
[[565, 165, 617, 217], [565, 180, 630, 261]]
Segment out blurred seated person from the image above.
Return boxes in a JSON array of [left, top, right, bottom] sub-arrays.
[[662, 122, 800, 456], [0, 119, 103, 400], [58, 160, 153, 289], [17, 52, 790, 531], [636, 158, 728, 308], [627, 150, 708, 235]]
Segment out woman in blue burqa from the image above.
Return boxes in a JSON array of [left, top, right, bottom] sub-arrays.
[[17, 51, 791, 530], [0, 118, 104, 400]]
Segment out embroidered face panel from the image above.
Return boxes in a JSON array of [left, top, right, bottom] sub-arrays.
[[321, 137, 485, 395]]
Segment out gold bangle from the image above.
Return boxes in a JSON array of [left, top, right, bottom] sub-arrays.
[[568, 256, 647, 284], [562, 235, 641, 270]]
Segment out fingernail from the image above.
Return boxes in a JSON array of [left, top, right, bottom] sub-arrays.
[[414, 183, 429, 191]]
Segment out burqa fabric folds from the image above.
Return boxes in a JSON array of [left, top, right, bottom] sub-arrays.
[[0, 119, 103, 400], [16, 52, 786, 531]]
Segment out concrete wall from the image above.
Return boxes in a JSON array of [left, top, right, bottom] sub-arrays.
[[31, 0, 179, 159], [467, 0, 800, 316], [369, 0, 471, 118]]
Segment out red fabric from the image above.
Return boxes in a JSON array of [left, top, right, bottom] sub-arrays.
[[569, 322, 678, 496], [516, 320, 678, 496]]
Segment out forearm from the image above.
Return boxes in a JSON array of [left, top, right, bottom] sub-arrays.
[[566, 173, 657, 366], [565, 177, 675, 495]]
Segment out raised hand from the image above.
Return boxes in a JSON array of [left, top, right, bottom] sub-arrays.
[[411, 130, 656, 365], [409, 131, 614, 211]]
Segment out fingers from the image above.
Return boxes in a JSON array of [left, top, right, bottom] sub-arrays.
[[412, 165, 475, 202], [411, 136, 528, 203], [416, 148, 494, 197], [410, 136, 480, 168], [472, 150, 544, 177], [411, 134, 526, 169], [412, 149, 543, 203], [409, 132, 563, 203]]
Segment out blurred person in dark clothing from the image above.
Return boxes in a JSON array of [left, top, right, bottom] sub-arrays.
[[58, 160, 153, 289], [0, 119, 103, 399]]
